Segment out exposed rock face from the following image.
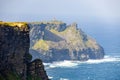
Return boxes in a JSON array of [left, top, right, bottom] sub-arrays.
[[30, 20, 105, 62], [0, 22, 49, 80], [27, 59, 48, 80]]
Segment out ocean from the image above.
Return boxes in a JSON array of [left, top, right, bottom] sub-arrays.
[[44, 55, 120, 80], [44, 23, 120, 80]]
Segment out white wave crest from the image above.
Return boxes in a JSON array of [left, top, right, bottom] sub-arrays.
[[44, 55, 120, 68], [60, 78, 69, 80], [44, 60, 80, 69], [86, 55, 120, 64], [48, 76, 53, 79], [48, 60, 78, 68]]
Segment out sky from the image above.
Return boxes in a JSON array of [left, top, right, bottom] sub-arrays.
[[0, 0, 120, 53], [0, 0, 120, 24]]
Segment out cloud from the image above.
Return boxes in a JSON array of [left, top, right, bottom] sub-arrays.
[[0, 0, 120, 23]]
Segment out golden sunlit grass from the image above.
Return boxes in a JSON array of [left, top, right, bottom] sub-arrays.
[[0, 21, 27, 27], [0, 21, 29, 31]]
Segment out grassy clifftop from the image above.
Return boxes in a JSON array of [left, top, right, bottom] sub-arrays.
[[0, 22, 29, 32], [0, 21, 27, 26]]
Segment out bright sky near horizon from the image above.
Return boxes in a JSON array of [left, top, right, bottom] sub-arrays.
[[0, 0, 120, 24]]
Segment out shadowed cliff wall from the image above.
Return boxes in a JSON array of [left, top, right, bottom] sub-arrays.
[[0, 22, 49, 80]]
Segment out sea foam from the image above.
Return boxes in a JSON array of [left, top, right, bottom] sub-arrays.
[[86, 55, 120, 64], [44, 55, 120, 68], [60, 78, 69, 80]]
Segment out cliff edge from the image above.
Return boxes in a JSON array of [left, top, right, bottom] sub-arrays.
[[0, 22, 49, 80]]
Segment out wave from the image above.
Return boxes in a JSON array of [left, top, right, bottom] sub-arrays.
[[48, 76, 53, 79], [86, 55, 120, 64], [44, 55, 120, 68], [60, 78, 69, 80], [48, 76, 69, 80]]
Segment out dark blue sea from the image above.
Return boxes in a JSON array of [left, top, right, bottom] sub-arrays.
[[44, 23, 120, 80]]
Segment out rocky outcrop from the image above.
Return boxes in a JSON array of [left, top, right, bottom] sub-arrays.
[[30, 20, 105, 62], [27, 59, 48, 80], [0, 22, 49, 80]]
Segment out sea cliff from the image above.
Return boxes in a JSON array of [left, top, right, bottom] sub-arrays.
[[0, 22, 49, 80], [30, 20, 105, 62]]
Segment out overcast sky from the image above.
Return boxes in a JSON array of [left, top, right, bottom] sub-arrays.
[[0, 0, 120, 24]]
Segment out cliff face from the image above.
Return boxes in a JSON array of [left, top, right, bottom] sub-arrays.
[[0, 22, 49, 80], [27, 59, 48, 80], [30, 20, 105, 62]]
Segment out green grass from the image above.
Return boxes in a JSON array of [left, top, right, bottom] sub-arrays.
[[85, 37, 99, 49], [50, 26, 83, 44], [0, 75, 5, 80], [7, 72, 21, 80], [50, 26, 75, 34], [0, 71, 21, 80], [32, 39, 49, 51], [0, 71, 43, 80]]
